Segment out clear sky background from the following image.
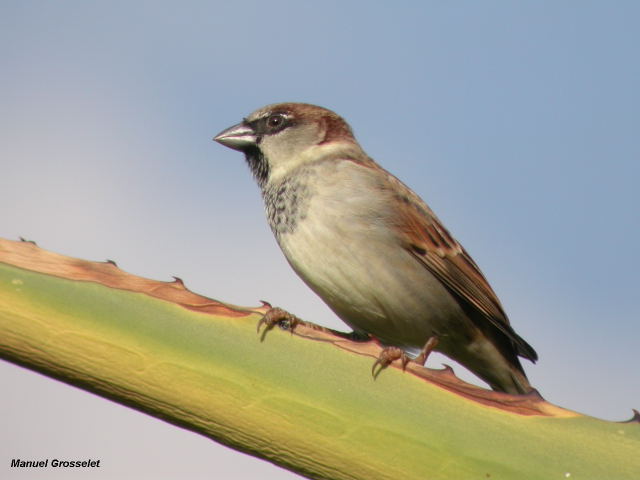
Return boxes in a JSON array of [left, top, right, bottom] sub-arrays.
[[1, 2, 638, 479]]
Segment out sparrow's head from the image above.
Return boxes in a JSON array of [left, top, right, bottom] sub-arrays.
[[214, 103, 359, 187]]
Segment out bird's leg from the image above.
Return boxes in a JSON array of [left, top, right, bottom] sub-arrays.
[[413, 336, 439, 365], [371, 347, 411, 378], [257, 306, 303, 335]]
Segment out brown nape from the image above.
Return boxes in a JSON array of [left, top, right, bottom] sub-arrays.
[[318, 114, 355, 144]]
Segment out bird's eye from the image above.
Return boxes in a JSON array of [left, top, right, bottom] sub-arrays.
[[266, 114, 285, 130]]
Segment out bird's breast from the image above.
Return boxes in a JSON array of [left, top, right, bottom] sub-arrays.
[[262, 174, 312, 238], [263, 162, 471, 348]]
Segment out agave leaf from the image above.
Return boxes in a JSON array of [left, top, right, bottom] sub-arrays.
[[0, 238, 638, 479]]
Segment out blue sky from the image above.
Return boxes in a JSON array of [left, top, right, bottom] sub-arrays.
[[1, 2, 639, 479]]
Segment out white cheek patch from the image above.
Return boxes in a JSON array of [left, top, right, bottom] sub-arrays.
[[259, 124, 327, 183], [265, 141, 358, 184]]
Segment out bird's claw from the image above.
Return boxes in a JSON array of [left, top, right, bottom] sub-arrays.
[[371, 346, 410, 378], [257, 307, 302, 335]]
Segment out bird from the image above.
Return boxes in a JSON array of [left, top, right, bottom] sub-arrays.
[[214, 102, 537, 395]]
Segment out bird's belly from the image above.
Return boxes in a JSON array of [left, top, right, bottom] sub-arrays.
[[276, 214, 472, 349]]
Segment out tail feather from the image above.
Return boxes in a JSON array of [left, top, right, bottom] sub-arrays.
[[454, 335, 535, 395], [480, 362, 532, 395], [505, 364, 534, 395]]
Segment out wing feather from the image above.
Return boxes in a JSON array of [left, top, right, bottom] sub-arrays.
[[384, 172, 538, 362]]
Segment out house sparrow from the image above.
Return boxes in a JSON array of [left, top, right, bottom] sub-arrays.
[[214, 103, 537, 395]]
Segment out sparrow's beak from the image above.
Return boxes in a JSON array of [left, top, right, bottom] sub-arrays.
[[213, 122, 257, 151]]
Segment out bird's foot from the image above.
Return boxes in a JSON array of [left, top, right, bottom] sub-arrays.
[[413, 336, 439, 365], [371, 347, 411, 378], [257, 306, 303, 338], [371, 336, 440, 378]]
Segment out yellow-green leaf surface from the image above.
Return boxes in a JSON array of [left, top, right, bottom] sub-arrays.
[[0, 239, 638, 480]]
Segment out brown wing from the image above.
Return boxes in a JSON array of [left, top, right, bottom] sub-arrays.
[[386, 173, 538, 362]]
